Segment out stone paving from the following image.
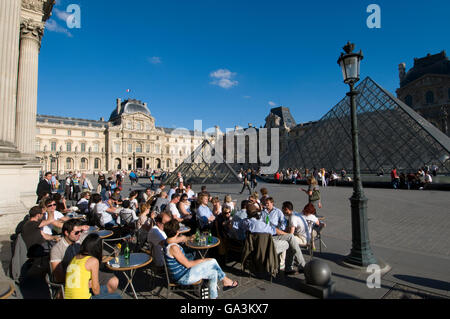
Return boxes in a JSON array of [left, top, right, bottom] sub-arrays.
[[1, 175, 449, 299]]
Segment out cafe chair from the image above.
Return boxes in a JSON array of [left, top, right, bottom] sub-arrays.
[[160, 247, 208, 299], [46, 262, 64, 299], [241, 232, 278, 283]]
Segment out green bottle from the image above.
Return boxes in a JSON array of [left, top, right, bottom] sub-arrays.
[[265, 214, 270, 225], [124, 242, 130, 259], [208, 231, 212, 244], [195, 230, 200, 243]]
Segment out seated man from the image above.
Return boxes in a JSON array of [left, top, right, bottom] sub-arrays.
[[76, 192, 91, 216], [196, 193, 215, 230], [50, 219, 119, 295], [165, 193, 183, 222], [118, 200, 139, 226], [229, 200, 249, 241], [92, 194, 118, 228], [282, 201, 310, 246], [22, 206, 61, 252], [147, 212, 190, 268], [239, 204, 288, 256], [153, 191, 169, 213], [261, 197, 306, 275]]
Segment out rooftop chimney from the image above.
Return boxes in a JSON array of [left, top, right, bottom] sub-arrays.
[[116, 98, 122, 114], [398, 63, 406, 83]]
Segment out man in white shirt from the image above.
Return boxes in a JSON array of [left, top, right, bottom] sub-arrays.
[[166, 193, 183, 222], [94, 197, 118, 227], [185, 183, 195, 200], [147, 212, 172, 267], [167, 183, 177, 201], [282, 201, 310, 246]]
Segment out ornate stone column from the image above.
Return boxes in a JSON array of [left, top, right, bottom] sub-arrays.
[[0, 0, 21, 151], [15, 18, 44, 155]]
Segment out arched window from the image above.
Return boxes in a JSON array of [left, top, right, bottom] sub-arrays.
[[156, 158, 161, 169], [166, 159, 171, 168], [81, 158, 88, 170], [405, 95, 413, 107], [66, 158, 73, 170], [136, 143, 143, 153], [94, 158, 101, 169], [426, 91, 434, 104]]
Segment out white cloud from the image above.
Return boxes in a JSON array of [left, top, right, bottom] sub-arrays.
[[45, 19, 73, 37], [53, 7, 71, 21], [148, 56, 162, 64], [268, 101, 277, 106], [210, 68, 238, 89]]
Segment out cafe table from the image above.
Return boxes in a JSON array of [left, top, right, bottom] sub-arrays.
[[185, 236, 220, 259], [179, 224, 191, 234], [106, 253, 152, 299], [94, 229, 114, 239]]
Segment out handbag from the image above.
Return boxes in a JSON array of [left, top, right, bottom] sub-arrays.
[[310, 188, 320, 202]]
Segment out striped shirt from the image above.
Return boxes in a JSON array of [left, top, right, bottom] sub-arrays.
[[164, 243, 189, 282]]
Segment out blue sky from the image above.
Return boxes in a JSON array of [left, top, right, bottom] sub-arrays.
[[38, 0, 449, 131]]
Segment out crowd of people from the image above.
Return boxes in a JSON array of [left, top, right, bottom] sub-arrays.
[[389, 166, 435, 190], [272, 168, 348, 187], [11, 169, 328, 299]]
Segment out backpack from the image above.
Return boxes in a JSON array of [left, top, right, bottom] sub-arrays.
[[310, 188, 321, 202]]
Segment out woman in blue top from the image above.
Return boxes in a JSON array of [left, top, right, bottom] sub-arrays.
[[164, 219, 238, 299]]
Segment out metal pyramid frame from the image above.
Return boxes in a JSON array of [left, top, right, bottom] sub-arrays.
[[164, 139, 242, 184], [280, 77, 450, 174]]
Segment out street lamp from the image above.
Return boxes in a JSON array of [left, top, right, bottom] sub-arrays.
[[337, 42, 378, 267], [133, 152, 136, 170], [56, 151, 60, 176]]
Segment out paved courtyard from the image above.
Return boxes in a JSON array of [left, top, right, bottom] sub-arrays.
[[1, 176, 449, 299]]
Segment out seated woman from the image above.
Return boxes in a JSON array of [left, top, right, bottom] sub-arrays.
[[53, 193, 71, 214], [301, 203, 325, 250], [164, 219, 238, 299], [177, 193, 192, 220], [64, 233, 121, 299]]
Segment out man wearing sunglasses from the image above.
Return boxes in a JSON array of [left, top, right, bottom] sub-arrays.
[[50, 219, 119, 294]]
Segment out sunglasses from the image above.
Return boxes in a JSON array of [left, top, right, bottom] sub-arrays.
[[73, 230, 82, 235], [47, 204, 57, 207]]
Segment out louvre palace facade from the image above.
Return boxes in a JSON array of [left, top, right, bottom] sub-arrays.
[[35, 98, 205, 175]]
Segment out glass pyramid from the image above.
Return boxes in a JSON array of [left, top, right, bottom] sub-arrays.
[[164, 139, 242, 184], [280, 77, 450, 174]]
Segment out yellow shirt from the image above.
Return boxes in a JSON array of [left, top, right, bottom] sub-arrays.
[[64, 255, 92, 299]]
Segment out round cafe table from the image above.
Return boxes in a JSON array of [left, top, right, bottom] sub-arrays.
[[0, 281, 15, 299], [185, 236, 220, 259], [94, 229, 114, 239], [179, 224, 191, 234], [106, 253, 152, 299]]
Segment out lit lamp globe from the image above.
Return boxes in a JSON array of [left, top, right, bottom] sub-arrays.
[[337, 42, 363, 85]]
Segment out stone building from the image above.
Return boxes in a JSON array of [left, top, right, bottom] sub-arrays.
[[36, 98, 205, 174], [396, 51, 450, 136]]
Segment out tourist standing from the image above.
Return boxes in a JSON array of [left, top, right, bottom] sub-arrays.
[[36, 172, 53, 204]]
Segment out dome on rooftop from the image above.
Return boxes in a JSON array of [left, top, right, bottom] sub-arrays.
[[109, 99, 151, 121]]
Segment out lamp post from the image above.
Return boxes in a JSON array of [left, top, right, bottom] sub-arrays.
[[133, 152, 136, 171], [56, 151, 60, 176], [337, 42, 377, 267]]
